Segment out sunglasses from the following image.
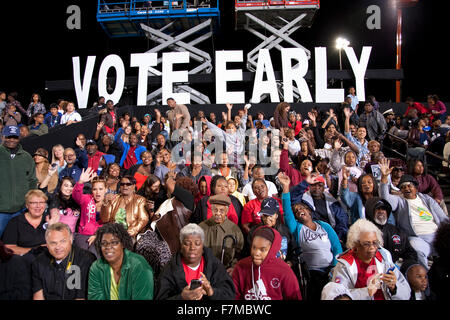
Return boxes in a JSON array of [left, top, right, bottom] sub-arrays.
[[120, 182, 134, 187]]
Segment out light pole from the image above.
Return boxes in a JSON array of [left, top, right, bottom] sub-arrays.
[[336, 37, 350, 88]]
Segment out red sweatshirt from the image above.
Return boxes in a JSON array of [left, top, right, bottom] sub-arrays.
[[280, 149, 305, 187], [232, 226, 302, 300]]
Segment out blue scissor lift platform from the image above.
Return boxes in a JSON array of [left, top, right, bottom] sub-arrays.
[[97, 1, 221, 105]]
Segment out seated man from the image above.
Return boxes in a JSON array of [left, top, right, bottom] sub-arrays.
[[378, 158, 449, 269], [199, 194, 244, 276], [32, 223, 96, 300], [232, 226, 302, 300], [293, 173, 349, 242], [365, 197, 418, 274]]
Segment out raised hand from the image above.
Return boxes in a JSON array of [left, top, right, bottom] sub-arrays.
[[343, 107, 352, 119], [277, 172, 291, 190], [226, 103, 233, 110], [342, 167, 350, 181], [96, 121, 105, 131], [379, 158, 392, 177], [48, 163, 58, 177], [333, 139, 343, 150], [79, 167, 96, 184], [46, 208, 60, 226]]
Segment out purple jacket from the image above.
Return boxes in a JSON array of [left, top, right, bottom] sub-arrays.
[[414, 174, 443, 201]]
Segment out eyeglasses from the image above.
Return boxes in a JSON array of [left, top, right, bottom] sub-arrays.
[[100, 240, 120, 248], [64, 154, 75, 158], [120, 182, 134, 187], [28, 201, 47, 206], [359, 241, 380, 249]]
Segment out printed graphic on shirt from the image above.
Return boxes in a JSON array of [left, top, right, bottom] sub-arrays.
[[304, 227, 328, 242], [245, 279, 271, 300], [115, 207, 128, 229], [270, 278, 281, 289], [417, 207, 432, 221], [391, 235, 401, 244]]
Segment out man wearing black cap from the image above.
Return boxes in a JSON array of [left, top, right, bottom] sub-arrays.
[[0, 125, 38, 237], [379, 158, 449, 269], [365, 197, 418, 274], [86, 139, 105, 174], [199, 194, 244, 276]]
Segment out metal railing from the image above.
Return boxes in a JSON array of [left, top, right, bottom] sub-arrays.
[[386, 131, 446, 163]]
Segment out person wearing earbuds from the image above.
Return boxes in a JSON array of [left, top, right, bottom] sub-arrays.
[[31, 222, 96, 300]]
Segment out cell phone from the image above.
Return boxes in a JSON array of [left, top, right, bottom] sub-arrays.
[[387, 266, 395, 273], [190, 279, 202, 290]]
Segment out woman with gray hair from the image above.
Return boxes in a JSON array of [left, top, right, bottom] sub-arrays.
[[331, 219, 411, 300], [155, 223, 235, 300]]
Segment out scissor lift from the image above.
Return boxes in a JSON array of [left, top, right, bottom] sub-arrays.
[[97, 0, 220, 104], [235, 0, 320, 101]]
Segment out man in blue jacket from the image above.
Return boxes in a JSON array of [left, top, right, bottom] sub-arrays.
[[292, 173, 349, 243], [59, 146, 88, 182]]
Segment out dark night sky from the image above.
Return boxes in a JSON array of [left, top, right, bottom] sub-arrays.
[[0, 0, 447, 105]]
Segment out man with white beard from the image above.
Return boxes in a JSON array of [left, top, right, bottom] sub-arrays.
[[365, 197, 419, 275]]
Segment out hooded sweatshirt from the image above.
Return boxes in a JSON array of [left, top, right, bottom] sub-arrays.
[[194, 175, 212, 206], [227, 177, 246, 207], [232, 226, 302, 300]]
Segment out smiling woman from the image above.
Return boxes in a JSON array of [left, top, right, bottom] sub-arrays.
[[88, 223, 154, 300]]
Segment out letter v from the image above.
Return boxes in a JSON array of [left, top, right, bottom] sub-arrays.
[[73, 56, 96, 109]]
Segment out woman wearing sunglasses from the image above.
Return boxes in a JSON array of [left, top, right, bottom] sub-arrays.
[[100, 175, 150, 240]]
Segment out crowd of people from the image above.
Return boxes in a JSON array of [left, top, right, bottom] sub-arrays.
[[0, 88, 449, 301]]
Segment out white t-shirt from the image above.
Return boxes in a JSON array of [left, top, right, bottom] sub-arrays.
[[242, 180, 278, 201], [407, 196, 438, 235], [60, 111, 82, 124]]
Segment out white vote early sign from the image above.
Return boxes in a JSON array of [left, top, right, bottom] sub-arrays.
[[72, 46, 371, 108]]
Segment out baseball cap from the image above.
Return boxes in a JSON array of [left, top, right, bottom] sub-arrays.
[[86, 139, 97, 146], [398, 174, 419, 188], [310, 175, 326, 185], [144, 114, 151, 117], [2, 125, 20, 137], [382, 108, 395, 116], [33, 148, 49, 158], [258, 198, 280, 216]]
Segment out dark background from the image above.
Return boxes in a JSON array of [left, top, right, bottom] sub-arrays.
[[0, 0, 447, 106]]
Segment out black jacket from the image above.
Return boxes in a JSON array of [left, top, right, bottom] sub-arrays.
[[96, 140, 122, 164], [31, 245, 96, 300], [428, 257, 450, 301], [155, 246, 235, 300], [365, 197, 418, 273], [0, 254, 32, 300], [190, 194, 243, 225]]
